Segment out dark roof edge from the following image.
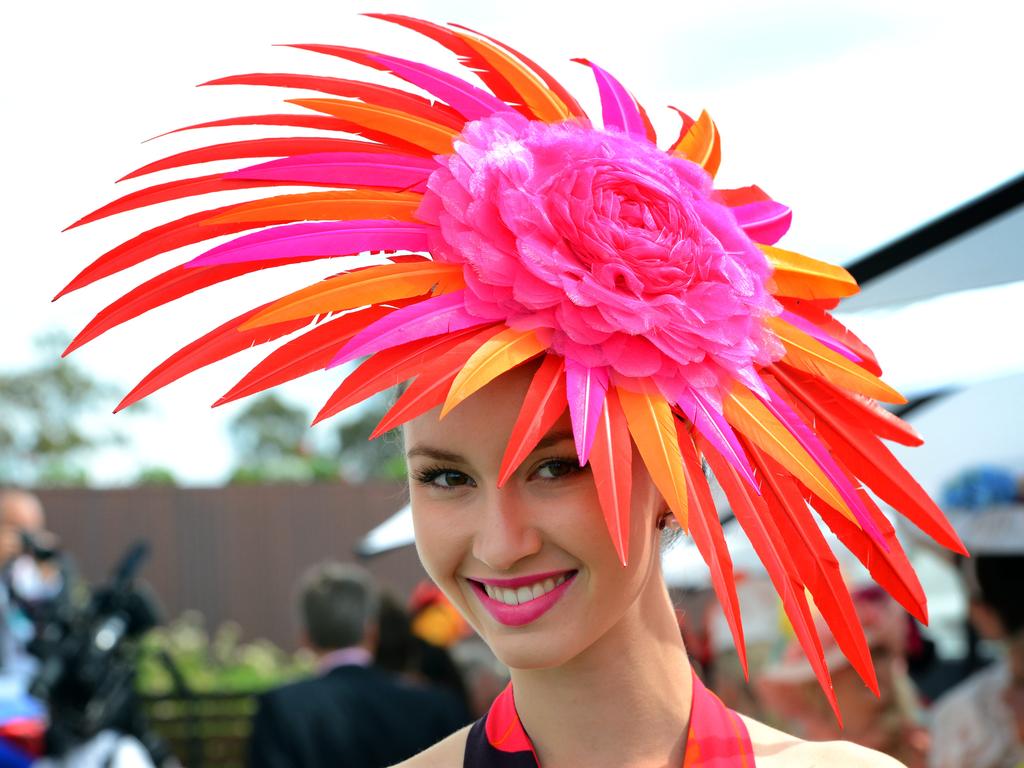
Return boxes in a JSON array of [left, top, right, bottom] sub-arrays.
[[848, 173, 1024, 285]]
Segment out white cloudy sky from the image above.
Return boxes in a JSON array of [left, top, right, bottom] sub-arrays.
[[4, 0, 1022, 485]]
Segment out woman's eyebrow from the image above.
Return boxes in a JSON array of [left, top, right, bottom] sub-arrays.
[[531, 430, 576, 452], [405, 445, 466, 463]]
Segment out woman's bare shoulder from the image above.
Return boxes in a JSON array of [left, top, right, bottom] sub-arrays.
[[742, 714, 905, 767], [390, 725, 471, 768]]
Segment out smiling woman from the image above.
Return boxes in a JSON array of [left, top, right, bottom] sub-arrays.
[[62, 13, 959, 767]]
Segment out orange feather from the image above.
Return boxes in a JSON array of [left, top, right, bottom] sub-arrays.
[[766, 316, 905, 404], [452, 30, 572, 123], [761, 245, 859, 300], [241, 262, 465, 329], [722, 386, 853, 521], [288, 98, 458, 155], [205, 190, 422, 226], [618, 387, 688, 531], [670, 110, 721, 178]]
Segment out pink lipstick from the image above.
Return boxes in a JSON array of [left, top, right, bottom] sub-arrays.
[[467, 570, 577, 627]]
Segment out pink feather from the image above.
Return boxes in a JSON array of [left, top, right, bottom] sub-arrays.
[[674, 388, 757, 488], [779, 310, 862, 364], [758, 378, 887, 547], [186, 220, 430, 267], [227, 152, 435, 192], [730, 200, 792, 245], [573, 59, 648, 139], [565, 360, 609, 466], [369, 53, 514, 121], [330, 290, 488, 366]]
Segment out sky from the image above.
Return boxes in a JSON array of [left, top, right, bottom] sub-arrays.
[[3, 0, 1022, 486]]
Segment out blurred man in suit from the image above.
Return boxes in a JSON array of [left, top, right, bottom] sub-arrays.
[[247, 562, 466, 768]]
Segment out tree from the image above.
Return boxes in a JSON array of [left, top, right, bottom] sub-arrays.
[[0, 332, 126, 486], [226, 391, 406, 484]]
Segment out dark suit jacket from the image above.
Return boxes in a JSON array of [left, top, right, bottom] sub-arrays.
[[247, 664, 468, 768]]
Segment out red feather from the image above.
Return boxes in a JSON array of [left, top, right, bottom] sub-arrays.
[[770, 367, 965, 554], [68, 174, 299, 230], [120, 137, 398, 181], [201, 73, 465, 129], [57, 206, 285, 298], [498, 355, 567, 486], [313, 328, 484, 424], [698, 434, 841, 722], [808, 487, 928, 623], [216, 303, 414, 406], [369, 324, 504, 437], [153, 113, 349, 140], [749, 445, 878, 695], [64, 256, 320, 355], [588, 388, 633, 567], [115, 304, 307, 412], [778, 298, 881, 376], [771, 365, 921, 447], [677, 424, 747, 676]]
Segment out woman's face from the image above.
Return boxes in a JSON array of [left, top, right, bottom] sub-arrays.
[[404, 364, 666, 671]]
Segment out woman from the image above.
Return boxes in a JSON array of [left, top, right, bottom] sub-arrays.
[[62, 14, 964, 766]]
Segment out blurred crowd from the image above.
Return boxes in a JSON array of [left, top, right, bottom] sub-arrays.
[[0, 469, 1022, 767]]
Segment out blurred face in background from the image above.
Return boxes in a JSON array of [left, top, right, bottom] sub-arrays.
[[0, 490, 44, 565], [404, 364, 666, 672]]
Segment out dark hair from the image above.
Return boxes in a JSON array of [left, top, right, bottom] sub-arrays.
[[299, 562, 379, 650], [974, 555, 1024, 635]]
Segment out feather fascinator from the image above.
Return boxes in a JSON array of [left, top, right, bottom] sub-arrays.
[[61, 14, 965, 716]]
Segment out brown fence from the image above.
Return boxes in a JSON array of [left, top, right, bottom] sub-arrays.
[[36, 483, 425, 648]]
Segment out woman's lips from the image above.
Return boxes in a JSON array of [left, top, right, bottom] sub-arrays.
[[468, 571, 577, 627]]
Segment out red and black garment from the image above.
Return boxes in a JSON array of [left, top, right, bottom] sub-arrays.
[[463, 671, 755, 767]]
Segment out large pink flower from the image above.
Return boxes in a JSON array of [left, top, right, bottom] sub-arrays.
[[418, 113, 782, 397]]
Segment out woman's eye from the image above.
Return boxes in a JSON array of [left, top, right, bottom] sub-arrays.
[[534, 459, 582, 480], [414, 467, 475, 489]]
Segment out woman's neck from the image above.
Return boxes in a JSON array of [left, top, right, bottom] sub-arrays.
[[509, 578, 693, 768]]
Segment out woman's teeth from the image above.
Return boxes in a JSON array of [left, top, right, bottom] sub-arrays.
[[482, 574, 568, 606]]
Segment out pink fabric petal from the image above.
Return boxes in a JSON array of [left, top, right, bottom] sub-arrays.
[[565, 360, 609, 466], [187, 221, 431, 267]]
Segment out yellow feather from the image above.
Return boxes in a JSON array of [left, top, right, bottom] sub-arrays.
[[441, 327, 548, 417], [767, 317, 906, 404]]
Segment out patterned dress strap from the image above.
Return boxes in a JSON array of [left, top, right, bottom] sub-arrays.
[[682, 672, 756, 767]]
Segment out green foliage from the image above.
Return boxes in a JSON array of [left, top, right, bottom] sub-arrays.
[[137, 611, 313, 696], [226, 391, 406, 484], [135, 466, 179, 486], [0, 332, 127, 486]]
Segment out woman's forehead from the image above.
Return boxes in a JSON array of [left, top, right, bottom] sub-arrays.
[[404, 362, 570, 454]]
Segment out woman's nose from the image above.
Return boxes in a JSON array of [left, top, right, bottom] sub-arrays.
[[472, 488, 543, 572]]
